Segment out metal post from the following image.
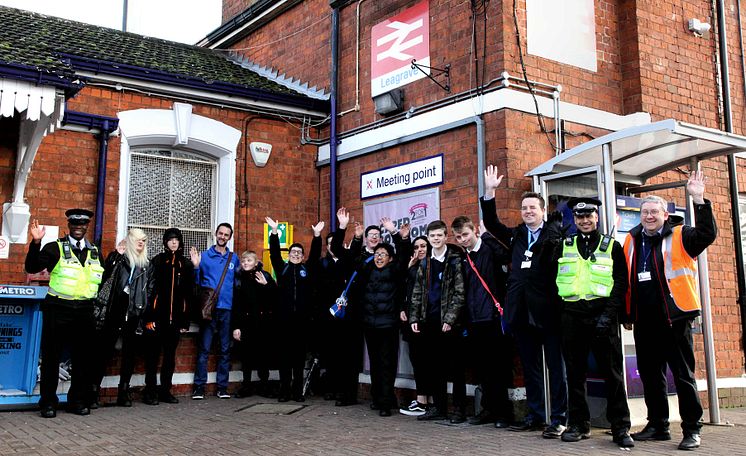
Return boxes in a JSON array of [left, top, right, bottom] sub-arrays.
[[600, 143, 617, 236], [689, 158, 721, 424]]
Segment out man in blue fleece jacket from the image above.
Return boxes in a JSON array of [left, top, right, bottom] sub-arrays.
[[190, 222, 241, 400]]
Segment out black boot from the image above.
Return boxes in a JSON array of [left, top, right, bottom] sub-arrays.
[[89, 385, 100, 410], [116, 384, 133, 407], [142, 388, 159, 405]]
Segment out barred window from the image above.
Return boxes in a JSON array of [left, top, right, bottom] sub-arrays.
[[127, 148, 216, 257]]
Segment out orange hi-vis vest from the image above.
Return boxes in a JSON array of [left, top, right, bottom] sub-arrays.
[[623, 225, 700, 315]]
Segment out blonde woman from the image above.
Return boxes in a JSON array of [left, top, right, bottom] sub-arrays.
[[91, 228, 154, 407]]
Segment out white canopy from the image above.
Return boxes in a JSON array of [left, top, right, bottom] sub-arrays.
[[526, 119, 746, 182]]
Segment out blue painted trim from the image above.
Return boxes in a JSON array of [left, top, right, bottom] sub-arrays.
[[0, 62, 83, 97], [63, 111, 119, 134]]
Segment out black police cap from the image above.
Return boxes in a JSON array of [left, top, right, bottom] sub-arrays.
[[65, 208, 93, 225], [567, 197, 602, 215]]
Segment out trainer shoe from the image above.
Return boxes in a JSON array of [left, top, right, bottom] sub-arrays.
[[417, 407, 448, 421], [399, 400, 427, 416], [217, 389, 231, 399], [191, 387, 205, 400]]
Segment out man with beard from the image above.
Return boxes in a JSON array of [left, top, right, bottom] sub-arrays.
[[190, 223, 240, 400]]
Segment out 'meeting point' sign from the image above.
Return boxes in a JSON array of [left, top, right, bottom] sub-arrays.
[[361, 154, 443, 199]]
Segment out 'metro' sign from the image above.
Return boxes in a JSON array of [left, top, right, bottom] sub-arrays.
[[370, 0, 430, 98]]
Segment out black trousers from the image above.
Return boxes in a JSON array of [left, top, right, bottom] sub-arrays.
[[634, 318, 703, 434], [236, 326, 271, 389], [39, 303, 95, 409], [561, 312, 630, 432], [416, 321, 466, 413], [92, 318, 140, 388], [468, 320, 514, 420], [364, 326, 399, 410], [327, 319, 363, 401], [143, 323, 181, 392], [278, 322, 307, 397]]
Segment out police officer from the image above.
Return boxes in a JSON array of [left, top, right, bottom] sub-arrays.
[[25, 209, 103, 418], [555, 197, 633, 447]]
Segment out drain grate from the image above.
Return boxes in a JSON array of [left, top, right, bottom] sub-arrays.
[[235, 402, 306, 415]]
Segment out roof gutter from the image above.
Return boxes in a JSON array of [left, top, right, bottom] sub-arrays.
[[198, 0, 303, 49], [59, 53, 330, 114], [0, 61, 83, 96]]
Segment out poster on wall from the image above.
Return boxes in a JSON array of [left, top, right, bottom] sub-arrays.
[[363, 187, 440, 246], [370, 0, 430, 97]]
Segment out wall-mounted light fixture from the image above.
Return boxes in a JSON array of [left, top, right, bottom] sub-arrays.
[[688, 18, 711, 37], [373, 89, 403, 116]]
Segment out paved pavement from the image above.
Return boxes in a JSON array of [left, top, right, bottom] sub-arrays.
[[1, 395, 745, 455]]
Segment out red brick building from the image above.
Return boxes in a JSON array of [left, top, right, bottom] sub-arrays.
[[3, 0, 746, 416], [199, 0, 746, 412]]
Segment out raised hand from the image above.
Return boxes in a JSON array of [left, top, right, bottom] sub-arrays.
[[483, 164, 504, 200], [687, 170, 706, 204], [265, 216, 279, 233], [408, 251, 419, 268], [311, 220, 325, 237], [255, 271, 268, 285], [381, 216, 396, 233], [189, 246, 201, 268], [337, 207, 350, 229], [116, 239, 126, 254], [399, 223, 411, 239], [353, 221, 364, 238], [29, 219, 46, 243]]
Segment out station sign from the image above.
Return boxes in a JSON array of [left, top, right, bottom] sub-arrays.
[[361, 154, 443, 199]]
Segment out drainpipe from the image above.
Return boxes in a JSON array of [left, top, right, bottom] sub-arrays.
[[93, 120, 110, 248], [476, 115, 485, 219], [733, 0, 746, 373], [329, 4, 340, 226]]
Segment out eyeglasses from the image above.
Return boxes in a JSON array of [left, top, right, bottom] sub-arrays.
[[641, 209, 662, 216], [289, 249, 303, 255], [374, 252, 389, 258], [367, 232, 381, 239]]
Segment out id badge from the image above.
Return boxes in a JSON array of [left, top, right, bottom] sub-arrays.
[[521, 261, 532, 269], [524, 250, 533, 258], [123, 285, 130, 295], [637, 271, 652, 282]]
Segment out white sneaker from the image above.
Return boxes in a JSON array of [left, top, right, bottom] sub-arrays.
[[217, 389, 231, 399], [399, 400, 427, 416]]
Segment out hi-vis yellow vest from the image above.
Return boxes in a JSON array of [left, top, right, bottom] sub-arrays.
[[48, 240, 104, 300], [556, 235, 614, 301]]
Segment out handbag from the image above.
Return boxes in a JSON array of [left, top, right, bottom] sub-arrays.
[[199, 252, 233, 321], [94, 260, 122, 330]]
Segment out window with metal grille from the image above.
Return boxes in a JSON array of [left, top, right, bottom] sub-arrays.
[[127, 149, 216, 257]]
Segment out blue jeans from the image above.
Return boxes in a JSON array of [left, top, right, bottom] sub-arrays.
[[194, 308, 232, 389], [514, 325, 568, 425]]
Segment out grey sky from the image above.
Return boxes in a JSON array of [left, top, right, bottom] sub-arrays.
[[0, 0, 222, 45]]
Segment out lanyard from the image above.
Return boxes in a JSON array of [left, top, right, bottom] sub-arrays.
[[641, 236, 653, 272], [527, 229, 539, 250]]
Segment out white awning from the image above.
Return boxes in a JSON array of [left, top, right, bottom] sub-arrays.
[[0, 78, 58, 121], [526, 119, 746, 182]]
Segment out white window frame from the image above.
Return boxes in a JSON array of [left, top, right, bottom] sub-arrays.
[[116, 103, 241, 248]]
